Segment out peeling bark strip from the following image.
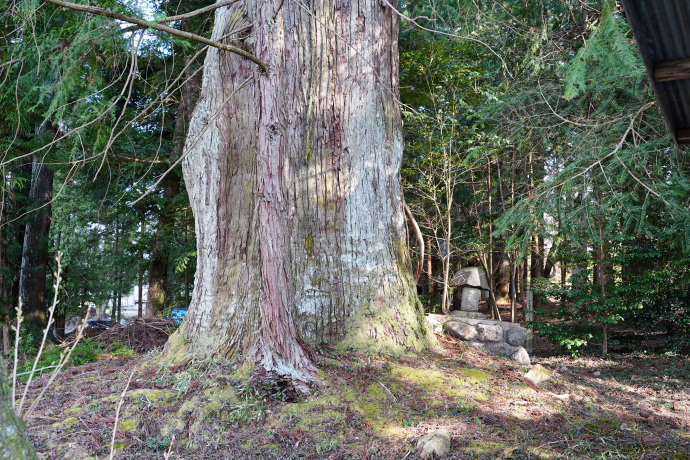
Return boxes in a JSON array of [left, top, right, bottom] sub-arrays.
[[254, 0, 315, 384], [175, 0, 434, 383]]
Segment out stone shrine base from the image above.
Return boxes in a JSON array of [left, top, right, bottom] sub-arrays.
[[427, 312, 531, 364]]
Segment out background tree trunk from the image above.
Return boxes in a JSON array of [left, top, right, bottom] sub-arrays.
[[425, 236, 433, 295], [170, 1, 434, 381], [519, 253, 527, 306], [495, 254, 510, 302], [145, 174, 178, 316], [0, 171, 10, 354], [17, 157, 53, 342], [137, 263, 144, 318], [529, 233, 544, 309]]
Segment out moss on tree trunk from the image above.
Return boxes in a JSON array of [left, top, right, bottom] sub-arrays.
[[0, 357, 37, 460]]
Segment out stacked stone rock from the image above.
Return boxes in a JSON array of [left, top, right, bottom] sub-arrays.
[[427, 312, 531, 365]]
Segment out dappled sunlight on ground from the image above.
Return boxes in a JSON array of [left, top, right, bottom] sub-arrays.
[[20, 337, 690, 459]]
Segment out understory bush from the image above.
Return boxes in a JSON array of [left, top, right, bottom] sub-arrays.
[[13, 337, 102, 381], [531, 244, 690, 356]]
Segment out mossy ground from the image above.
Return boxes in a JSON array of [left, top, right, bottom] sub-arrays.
[[18, 337, 690, 459]]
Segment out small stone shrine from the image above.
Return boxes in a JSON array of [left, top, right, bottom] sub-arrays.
[[428, 266, 531, 364], [449, 267, 489, 314]]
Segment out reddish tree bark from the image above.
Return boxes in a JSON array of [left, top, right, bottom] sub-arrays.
[[169, 0, 434, 385]]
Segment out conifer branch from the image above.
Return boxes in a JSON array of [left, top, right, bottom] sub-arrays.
[[41, 0, 267, 72]]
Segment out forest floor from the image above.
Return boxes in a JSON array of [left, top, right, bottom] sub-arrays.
[[19, 326, 690, 459]]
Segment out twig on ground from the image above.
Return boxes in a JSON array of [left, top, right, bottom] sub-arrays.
[[109, 369, 135, 460], [164, 434, 176, 460], [374, 378, 398, 403]]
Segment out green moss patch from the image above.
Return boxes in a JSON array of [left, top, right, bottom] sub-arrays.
[[456, 367, 493, 383], [119, 418, 136, 431], [50, 416, 79, 429], [574, 417, 620, 436], [390, 363, 485, 399], [355, 382, 401, 427]]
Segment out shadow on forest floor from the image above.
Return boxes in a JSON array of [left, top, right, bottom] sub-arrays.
[[19, 332, 690, 459]]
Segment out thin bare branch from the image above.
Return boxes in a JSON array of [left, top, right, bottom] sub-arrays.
[[109, 369, 135, 460], [17, 253, 64, 417], [156, 0, 237, 24], [111, 155, 168, 165], [95, 30, 145, 179], [129, 76, 253, 206], [403, 201, 425, 284], [380, 0, 513, 79], [0, 57, 24, 68], [120, 0, 239, 31], [41, 0, 267, 72]]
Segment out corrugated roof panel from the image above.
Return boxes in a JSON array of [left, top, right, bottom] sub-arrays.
[[621, 0, 690, 143]]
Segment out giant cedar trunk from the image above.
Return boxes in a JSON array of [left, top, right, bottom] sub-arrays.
[[18, 157, 53, 341], [170, 1, 433, 380]]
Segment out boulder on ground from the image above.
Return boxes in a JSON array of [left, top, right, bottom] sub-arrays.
[[444, 321, 477, 341], [476, 323, 503, 342], [510, 347, 531, 365], [426, 315, 446, 334], [470, 340, 519, 356], [525, 364, 552, 384], [440, 316, 532, 364], [416, 429, 451, 459], [505, 326, 528, 347]]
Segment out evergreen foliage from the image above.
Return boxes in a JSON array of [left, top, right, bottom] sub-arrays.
[[400, 0, 690, 352], [0, 0, 203, 341]]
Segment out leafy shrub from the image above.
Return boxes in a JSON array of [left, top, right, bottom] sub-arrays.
[[631, 285, 690, 352], [68, 338, 102, 365], [7, 326, 37, 358], [145, 434, 172, 451], [531, 272, 620, 356], [109, 341, 137, 357], [14, 338, 102, 382], [419, 293, 443, 314]]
